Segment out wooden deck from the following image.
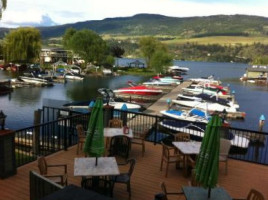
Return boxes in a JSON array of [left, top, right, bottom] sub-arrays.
[[0, 142, 267, 200]]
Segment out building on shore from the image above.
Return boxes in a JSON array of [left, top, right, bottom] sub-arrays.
[[240, 65, 268, 83]]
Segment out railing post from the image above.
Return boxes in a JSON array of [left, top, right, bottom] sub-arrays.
[[33, 110, 41, 156], [63, 118, 68, 151], [154, 116, 159, 145]]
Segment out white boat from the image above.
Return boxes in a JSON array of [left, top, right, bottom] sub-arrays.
[[168, 65, 189, 72], [19, 75, 53, 86], [189, 76, 221, 85], [172, 99, 238, 113], [143, 79, 173, 86], [182, 86, 228, 96], [177, 93, 239, 109], [102, 68, 112, 75], [64, 72, 84, 80], [160, 108, 210, 123], [159, 120, 249, 149]]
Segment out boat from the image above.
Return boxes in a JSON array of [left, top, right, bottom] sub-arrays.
[[18, 73, 54, 86], [113, 82, 163, 96], [177, 93, 239, 109], [160, 108, 211, 123], [182, 85, 228, 96], [102, 68, 112, 75], [159, 119, 249, 149], [64, 72, 84, 80], [168, 65, 189, 72], [153, 76, 182, 84], [142, 79, 173, 86], [172, 99, 238, 113], [189, 76, 221, 85]]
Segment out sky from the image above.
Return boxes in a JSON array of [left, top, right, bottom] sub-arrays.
[[0, 0, 268, 28]]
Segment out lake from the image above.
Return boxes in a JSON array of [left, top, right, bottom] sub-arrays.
[[0, 59, 268, 132]]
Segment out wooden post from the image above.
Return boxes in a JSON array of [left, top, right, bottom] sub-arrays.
[[33, 110, 41, 155]]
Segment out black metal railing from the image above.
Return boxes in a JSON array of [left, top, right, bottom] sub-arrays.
[[14, 106, 268, 167]]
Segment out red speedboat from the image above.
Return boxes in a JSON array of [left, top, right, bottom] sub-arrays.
[[113, 82, 163, 96]]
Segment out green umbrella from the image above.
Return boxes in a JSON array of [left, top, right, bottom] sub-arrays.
[[83, 98, 105, 165], [195, 114, 222, 198]]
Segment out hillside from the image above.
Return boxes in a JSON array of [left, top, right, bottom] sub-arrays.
[[1, 14, 268, 39]]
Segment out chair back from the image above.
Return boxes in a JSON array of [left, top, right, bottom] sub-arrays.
[[220, 138, 231, 156], [76, 124, 86, 138], [109, 135, 131, 159], [81, 178, 113, 197], [175, 132, 190, 142], [109, 119, 123, 128], [127, 159, 136, 177], [247, 189, 265, 200], [161, 142, 171, 160], [37, 156, 48, 175]]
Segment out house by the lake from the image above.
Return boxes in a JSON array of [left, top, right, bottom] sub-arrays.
[[240, 65, 268, 83]]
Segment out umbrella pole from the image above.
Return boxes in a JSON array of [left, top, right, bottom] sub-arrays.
[[208, 187, 211, 198], [95, 157, 98, 166]]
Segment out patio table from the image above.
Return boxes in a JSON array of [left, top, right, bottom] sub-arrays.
[[104, 128, 133, 138], [172, 141, 201, 176], [182, 186, 232, 200], [74, 157, 120, 177]]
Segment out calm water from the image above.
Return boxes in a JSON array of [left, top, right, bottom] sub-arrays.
[[1, 60, 268, 132]]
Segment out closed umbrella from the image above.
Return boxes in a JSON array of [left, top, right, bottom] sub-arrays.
[[195, 114, 222, 198], [83, 98, 105, 165]]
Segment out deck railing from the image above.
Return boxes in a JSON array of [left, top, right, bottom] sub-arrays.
[[14, 106, 268, 167]]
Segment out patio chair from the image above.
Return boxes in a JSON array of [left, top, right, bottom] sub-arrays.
[[131, 128, 150, 157], [159, 182, 184, 200], [76, 124, 87, 155], [109, 158, 136, 197], [174, 132, 191, 142], [233, 188, 265, 200], [109, 119, 123, 128], [37, 156, 68, 186], [219, 138, 231, 174], [81, 177, 113, 197], [108, 135, 131, 160], [160, 141, 182, 177]]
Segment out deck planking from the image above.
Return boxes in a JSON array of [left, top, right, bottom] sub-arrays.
[[0, 142, 267, 200]]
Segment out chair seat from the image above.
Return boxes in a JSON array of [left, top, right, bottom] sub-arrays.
[[110, 173, 130, 183]]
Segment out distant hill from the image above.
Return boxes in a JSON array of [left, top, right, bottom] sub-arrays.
[[1, 14, 268, 39]]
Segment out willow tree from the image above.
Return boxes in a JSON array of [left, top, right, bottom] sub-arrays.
[[3, 27, 41, 63], [0, 0, 7, 19], [139, 36, 172, 71]]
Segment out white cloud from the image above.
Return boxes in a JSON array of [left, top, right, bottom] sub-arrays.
[[0, 0, 268, 27]]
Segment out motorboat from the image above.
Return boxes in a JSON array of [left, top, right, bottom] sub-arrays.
[[18, 73, 53, 86], [160, 108, 211, 123], [189, 76, 221, 85], [159, 119, 249, 149], [153, 76, 182, 84], [113, 82, 163, 96], [182, 85, 228, 96], [177, 93, 239, 109], [142, 79, 173, 86], [64, 72, 84, 80], [0, 80, 13, 95], [168, 65, 189, 72], [172, 99, 238, 113], [63, 88, 143, 112], [102, 68, 112, 75]]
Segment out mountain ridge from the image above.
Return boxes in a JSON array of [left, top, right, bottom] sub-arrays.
[[1, 13, 268, 39]]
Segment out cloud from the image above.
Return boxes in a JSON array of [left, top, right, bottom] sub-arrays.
[[0, 0, 268, 28]]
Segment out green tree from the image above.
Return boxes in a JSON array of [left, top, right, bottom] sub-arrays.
[[110, 45, 125, 58], [139, 36, 172, 72], [3, 27, 41, 63], [64, 29, 110, 66], [62, 27, 77, 49], [252, 56, 268, 65], [0, 0, 7, 19], [139, 36, 159, 68]]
